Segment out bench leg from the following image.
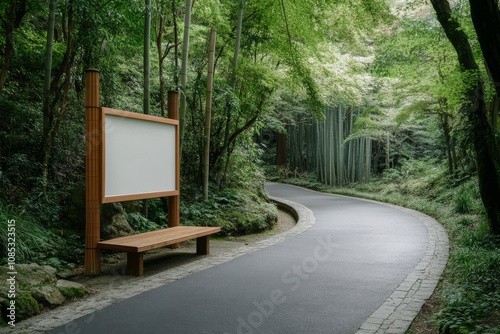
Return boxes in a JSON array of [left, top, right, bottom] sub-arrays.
[[168, 243, 180, 249], [196, 236, 210, 255], [126, 253, 144, 276]]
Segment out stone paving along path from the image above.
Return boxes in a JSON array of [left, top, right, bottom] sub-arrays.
[[2, 183, 448, 334]]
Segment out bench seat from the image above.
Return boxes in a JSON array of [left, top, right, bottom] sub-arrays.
[[97, 226, 221, 276]]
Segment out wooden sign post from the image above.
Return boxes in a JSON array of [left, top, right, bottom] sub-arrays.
[[84, 69, 102, 275], [167, 91, 180, 227], [84, 70, 181, 275], [168, 91, 180, 248]]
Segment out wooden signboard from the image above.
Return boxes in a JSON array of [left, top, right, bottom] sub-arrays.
[[84, 69, 180, 275], [101, 108, 179, 203]]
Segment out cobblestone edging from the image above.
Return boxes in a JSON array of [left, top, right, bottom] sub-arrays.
[[355, 203, 449, 334], [0, 197, 315, 334]]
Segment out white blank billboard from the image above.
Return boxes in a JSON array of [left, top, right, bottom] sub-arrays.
[[101, 108, 179, 203]]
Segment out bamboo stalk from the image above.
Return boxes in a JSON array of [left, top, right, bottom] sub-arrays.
[[203, 27, 216, 201]]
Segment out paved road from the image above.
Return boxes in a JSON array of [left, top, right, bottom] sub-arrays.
[[48, 183, 429, 334]]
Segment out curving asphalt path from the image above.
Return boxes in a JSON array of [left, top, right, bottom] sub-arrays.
[[44, 183, 441, 334]]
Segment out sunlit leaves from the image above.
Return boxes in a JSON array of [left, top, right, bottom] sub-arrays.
[[309, 42, 375, 107], [371, 15, 464, 118]]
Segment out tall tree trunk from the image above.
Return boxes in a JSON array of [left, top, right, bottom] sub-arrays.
[[179, 0, 193, 144], [144, 0, 151, 218], [232, 0, 244, 84], [42, 0, 56, 145], [40, 0, 57, 193], [144, 0, 151, 115], [217, 0, 243, 189], [203, 27, 216, 201], [374, 141, 381, 174], [431, 0, 500, 234], [276, 132, 287, 174], [469, 0, 500, 98], [155, 1, 180, 116], [487, 94, 499, 129], [172, 0, 179, 87], [155, 1, 165, 116], [385, 132, 390, 170], [441, 113, 454, 174], [40, 0, 75, 195]]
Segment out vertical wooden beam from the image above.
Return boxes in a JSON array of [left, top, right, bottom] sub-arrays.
[[127, 253, 144, 276], [84, 69, 102, 276], [276, 132, 287, 176], [168, 91, 180, 248], [196, 236, 210, 255]]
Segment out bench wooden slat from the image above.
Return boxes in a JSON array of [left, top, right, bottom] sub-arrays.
[[97, 226, 221, 252], [96, 226, 221, 276]]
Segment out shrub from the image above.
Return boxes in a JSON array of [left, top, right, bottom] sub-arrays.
[[181, 188, 277, 236], [454, 186, 473, 214], [144, 198, 168, 226], [127, 212, 161, 232], [435, 289, 500, 334]]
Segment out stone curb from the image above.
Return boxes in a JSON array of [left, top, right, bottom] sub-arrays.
[[0, 197, 315, 334], [355, 202, 449, 334]]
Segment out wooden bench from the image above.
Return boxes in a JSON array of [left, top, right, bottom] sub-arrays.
[[97, 226, 221, 276]]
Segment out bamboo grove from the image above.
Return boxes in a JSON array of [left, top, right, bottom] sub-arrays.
[[286, 106, 372, 187]]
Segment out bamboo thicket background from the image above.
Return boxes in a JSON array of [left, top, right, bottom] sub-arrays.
[[287, 106, 372, 186]]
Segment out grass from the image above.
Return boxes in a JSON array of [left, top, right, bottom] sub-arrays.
[[270, 161, 500, 333], [0, 201, 84, 269], [0, 202, 54, 263]]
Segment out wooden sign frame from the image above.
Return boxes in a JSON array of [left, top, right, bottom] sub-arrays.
[[84, 69, 180, 275], [101, 108, 180, 203]]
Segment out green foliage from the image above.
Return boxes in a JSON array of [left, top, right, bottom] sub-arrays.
[[0, 201, 83, 267], [223, 145, 268, 193], [127, 212, 162, 233], [58, 284, 86, 299], [181, 187, 277, 236], [435, 290, 500, 334], [452, 241, 500, 292], [144, 198, 168, 226], [12, 293, 40, 321], [442, 217, 500, 333], [436, 233, 500, 333], [42, 232, 83, 268], [1, 0, 394, 254], [454, 186, 473, 214], [0, 202, 54, 263]]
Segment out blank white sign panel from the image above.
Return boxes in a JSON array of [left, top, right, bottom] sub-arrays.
[[103, 110, 177, 201]]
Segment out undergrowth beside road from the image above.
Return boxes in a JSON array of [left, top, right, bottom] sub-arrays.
[[0, 185, 277, 269], [270, 160, 500, 333]]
